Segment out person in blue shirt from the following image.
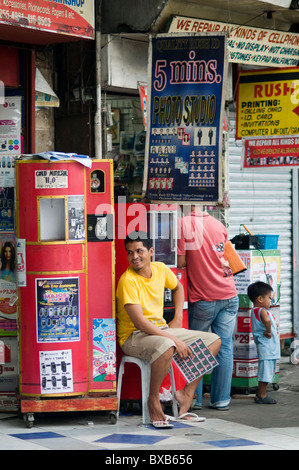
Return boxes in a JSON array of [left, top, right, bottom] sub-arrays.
[[247, 281, 280, 404]]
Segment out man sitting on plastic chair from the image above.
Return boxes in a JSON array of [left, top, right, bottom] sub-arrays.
[[116, 231, 221, 428]]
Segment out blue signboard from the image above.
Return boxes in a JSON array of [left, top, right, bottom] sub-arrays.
[[144, 33, 227, 203]]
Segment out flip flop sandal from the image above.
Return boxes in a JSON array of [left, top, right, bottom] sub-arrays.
[[176, 412, 206, 422], [151, 420, 174, 428], [164, 414, 177, 422]]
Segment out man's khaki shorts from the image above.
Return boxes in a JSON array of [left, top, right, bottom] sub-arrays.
[[121, 326, 219, 364]]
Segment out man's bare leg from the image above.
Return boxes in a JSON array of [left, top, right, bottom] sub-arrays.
[[148, 347, 174, 422], [174, 377, 201, 416], [175, 338, 221, 416]]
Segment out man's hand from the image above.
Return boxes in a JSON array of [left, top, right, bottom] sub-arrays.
[[168, 317, 182, 329], [172, 337, 194, 360], [263, 331, 272, 339]]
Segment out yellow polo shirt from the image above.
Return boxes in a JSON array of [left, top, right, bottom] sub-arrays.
[[116, 262, 178, 347]]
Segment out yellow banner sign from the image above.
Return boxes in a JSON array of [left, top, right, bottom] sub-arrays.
[[236, 67, 299, 139]]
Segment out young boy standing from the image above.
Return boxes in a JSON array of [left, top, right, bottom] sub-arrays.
[[247, 281, 280, 404]]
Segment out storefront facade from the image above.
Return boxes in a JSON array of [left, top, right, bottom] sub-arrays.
[[99, 0, 299, 340], [0, 0, 298, 410]]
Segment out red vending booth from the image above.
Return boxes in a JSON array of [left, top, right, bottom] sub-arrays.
[[16, 157, 118, 427], [114, 202, 188, 407]]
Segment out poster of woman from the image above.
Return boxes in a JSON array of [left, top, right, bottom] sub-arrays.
[[0, 240, 16, 283], [0, 236, 17, 319]]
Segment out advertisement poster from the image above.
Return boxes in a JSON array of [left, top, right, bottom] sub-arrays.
[[92, 318, 116, 384], [168, 16, 299, 68], [0, 280, 17, 320], [36, 277, 79, 343], [0, 234, 17, 321], [234, 251, 280, 305], [236, 67, 299, 139], [16, 238, 26, 287], [0, 157, 15, 188], [242, 135, 299, 169], [0, 0, 94, 40], [0, 96, 21, 158], [0, 188, 14, 232], [138, 81, 147, 130], [144, 33, 227, 204], [39, 349, 73, 395], [0, 337, 18, 391], [68, 195, 85, 240]]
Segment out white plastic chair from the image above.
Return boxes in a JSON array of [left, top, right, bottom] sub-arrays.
[[117, 356, 179, 424]]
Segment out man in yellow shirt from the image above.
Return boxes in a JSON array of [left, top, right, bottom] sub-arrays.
[[116, 231, 221, 427]]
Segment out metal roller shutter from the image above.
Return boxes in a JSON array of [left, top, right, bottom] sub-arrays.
[[228, 108, 293, 336]]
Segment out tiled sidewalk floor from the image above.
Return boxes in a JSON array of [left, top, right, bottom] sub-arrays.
[[1, 408, 299, 451]]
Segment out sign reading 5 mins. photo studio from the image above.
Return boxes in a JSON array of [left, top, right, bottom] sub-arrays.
[[144, 33, 227, 204]]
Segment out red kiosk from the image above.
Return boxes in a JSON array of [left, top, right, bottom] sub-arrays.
[[16, 157, 118, 426]]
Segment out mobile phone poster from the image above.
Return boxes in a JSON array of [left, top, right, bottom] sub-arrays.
[[36, 277, 79, 343], [144, 33, 227, 204]]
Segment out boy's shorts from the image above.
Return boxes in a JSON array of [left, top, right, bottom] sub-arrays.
[[121, 326, 219, 364], [258, 359, 277, 383]]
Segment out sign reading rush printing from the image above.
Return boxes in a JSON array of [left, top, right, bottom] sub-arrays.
[[237, 67, 299, 140], [0, 0, 94, 39]]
